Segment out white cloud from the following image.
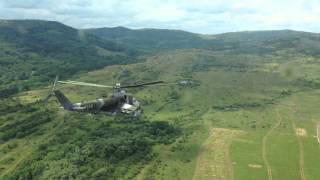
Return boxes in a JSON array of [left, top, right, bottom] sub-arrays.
[[0, 0, 319, 34]]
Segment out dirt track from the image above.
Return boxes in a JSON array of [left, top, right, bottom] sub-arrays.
[[290, 103, 306, 180], [192, 128, 241, 180], [262, 110, 283, 180], [291, 121, 306, 180]]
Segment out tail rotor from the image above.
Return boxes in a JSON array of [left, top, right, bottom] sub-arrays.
[[43, 76, 58, 103]]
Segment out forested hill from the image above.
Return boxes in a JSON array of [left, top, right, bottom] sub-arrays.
[[0, 20, 136, 98], [86, 27, 320, 55], [214, 30, 320, 55], [84, 26, 215, 51]]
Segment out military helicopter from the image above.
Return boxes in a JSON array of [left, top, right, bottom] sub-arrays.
[[43, 76, 176, 116]]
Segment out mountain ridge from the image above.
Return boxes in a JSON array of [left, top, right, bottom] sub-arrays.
[[85, 25, 320, 54]]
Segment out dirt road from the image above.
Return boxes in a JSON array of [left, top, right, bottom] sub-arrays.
[[289, 103, 306, 180], [192, 128, 241, 180], [262, 110, 283, 180]]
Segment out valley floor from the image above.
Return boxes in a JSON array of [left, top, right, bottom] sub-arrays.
[[136, 90, 320, 180], [2, 49, 320, 179], [194, 90, 320, 180]]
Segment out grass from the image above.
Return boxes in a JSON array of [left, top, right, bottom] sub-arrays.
[[229, 92, 320, 180]]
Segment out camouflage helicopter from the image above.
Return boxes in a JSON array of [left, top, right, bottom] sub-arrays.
[[43, 76, 173, 116]]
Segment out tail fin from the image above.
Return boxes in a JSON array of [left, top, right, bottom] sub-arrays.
[[54, 90, 73, 110]]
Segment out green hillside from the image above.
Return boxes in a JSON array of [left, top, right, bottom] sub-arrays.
[[0, 20, 137, 98], [86, 27, 320, 55], [85, 27, 217, 52], [215, 30, 320, 55], [1, 20, 320, 179]]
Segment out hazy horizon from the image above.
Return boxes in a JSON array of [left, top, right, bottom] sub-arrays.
[[1, 18, 319, 36], [0, 0, 319, 34]]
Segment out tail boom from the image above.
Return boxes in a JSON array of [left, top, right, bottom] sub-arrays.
[[54, 90, 74, 110]]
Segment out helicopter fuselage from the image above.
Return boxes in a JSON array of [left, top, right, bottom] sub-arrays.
[[54, 90, 141, 116], [44, 76, 164, 117]]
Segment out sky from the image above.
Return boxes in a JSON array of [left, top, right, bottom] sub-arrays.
[[0, 0, 319, 34]]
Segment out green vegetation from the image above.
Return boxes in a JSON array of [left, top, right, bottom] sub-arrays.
[[0, 100, 179, 179], [0, 20, 138, 98], [85, 27, 215, 52], [1, 20, 320, 179]]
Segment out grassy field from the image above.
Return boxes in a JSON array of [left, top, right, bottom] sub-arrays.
[[2, 47, 320, 179], [229, 91, 320, 180]]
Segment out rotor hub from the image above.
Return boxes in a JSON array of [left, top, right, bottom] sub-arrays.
[[115, 83, 121, 89]]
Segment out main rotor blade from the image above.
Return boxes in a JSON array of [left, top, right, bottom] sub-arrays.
[[57, 80, 114, 88], [120, 81, 164, 88], [43, 76, 59, 104], [51, 76, 58, 92]]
